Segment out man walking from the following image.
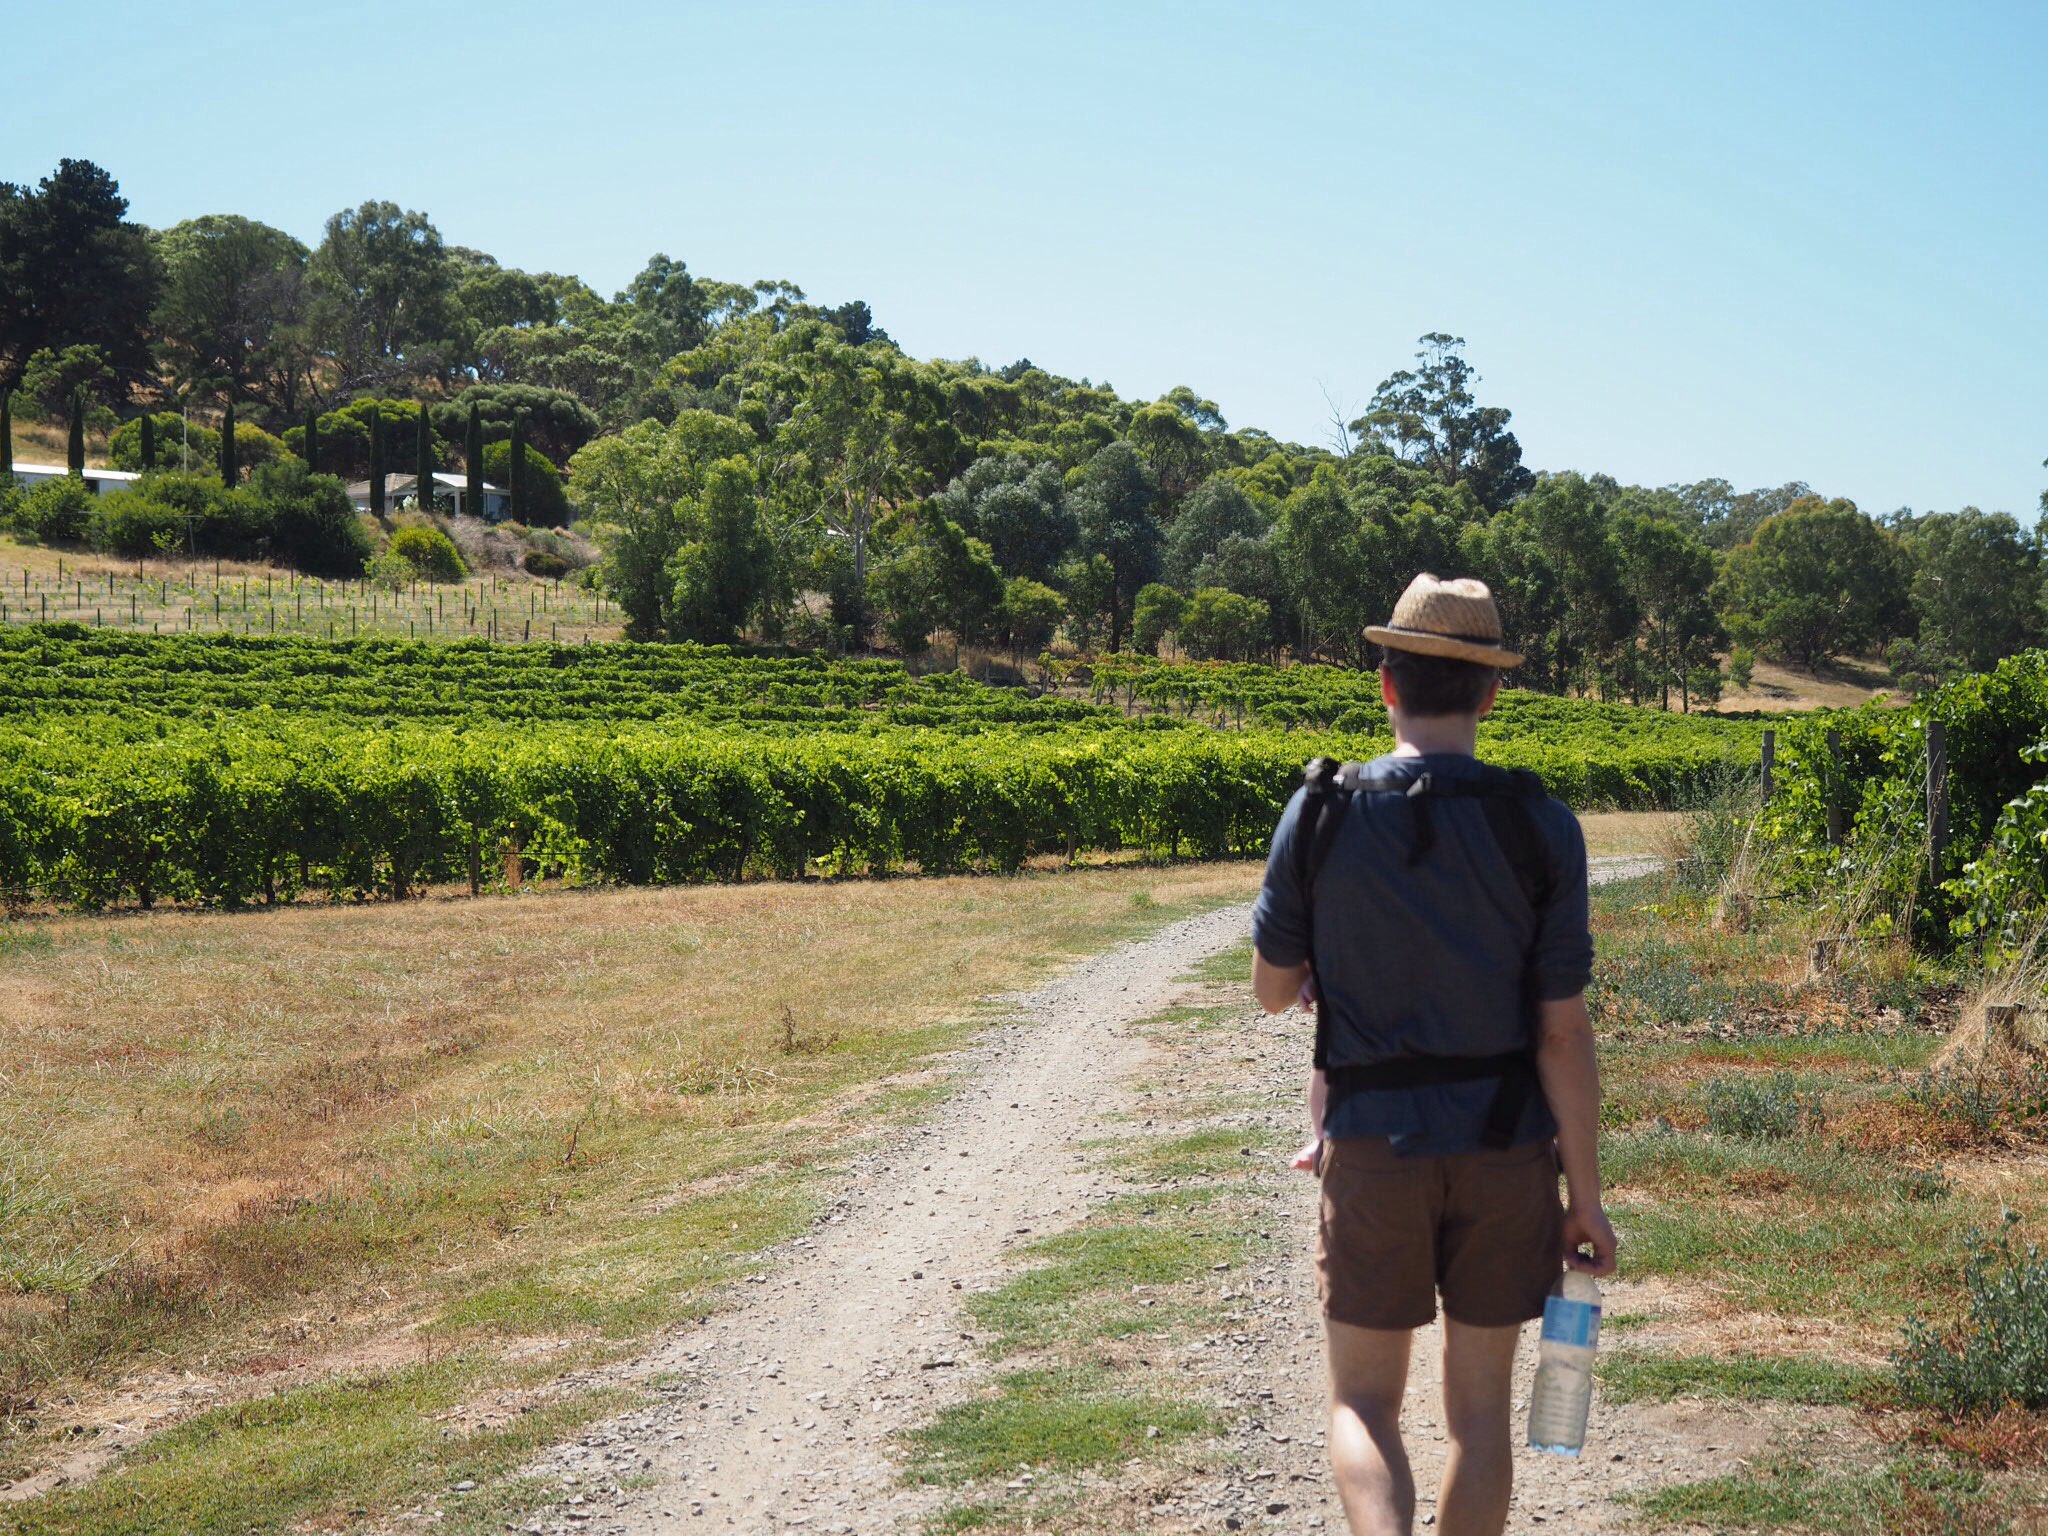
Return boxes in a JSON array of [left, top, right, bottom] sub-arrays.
[[1251, 574, 1617, 1536]]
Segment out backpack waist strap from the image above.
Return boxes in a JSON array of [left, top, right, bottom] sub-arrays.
[[1322, 1050, 1539, 1150]]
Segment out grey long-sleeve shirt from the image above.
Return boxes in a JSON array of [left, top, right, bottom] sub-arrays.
[[1251, 751, 1594, 1155]]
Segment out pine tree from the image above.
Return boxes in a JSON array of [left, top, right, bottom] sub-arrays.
[[415, 403, 434, 514], [304, 406, 319, 471], [465, 403, 483, 522], [67, 392, 86, 475], [219, 399, 238, 484], [4, 391, 17, 479], [139, 412, 157, 471], [368, 405, 386, 515], [508, 414, 526, 525]]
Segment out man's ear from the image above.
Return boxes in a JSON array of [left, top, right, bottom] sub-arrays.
[[1477, 675, 1502, 719], [1380, 667, 1399, 711]]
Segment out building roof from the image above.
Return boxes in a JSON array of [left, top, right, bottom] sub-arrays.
[[346, 472, 506, 498], [10, 462, 143, 483]]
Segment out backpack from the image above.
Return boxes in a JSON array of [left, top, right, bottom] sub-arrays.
[[1290, 756, 1554, 1149]]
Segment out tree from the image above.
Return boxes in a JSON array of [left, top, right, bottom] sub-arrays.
[[483, 438, 569, 526], [618, 253, 709, 363], [430, 383, 598, 466], [19, 344, 116, 416], [1612, 503, 1724, 709], [1, 390, 12, 477], [1131, 583, 1188, 656], [999, 577, 1064, 662], [933, 456, 1076, 582], [247, 459, 371, 577], [1465, 473, 1635, 693], [869, 513, 1003, 658], [0, 160, 160, 392], [1715, 499, 1911, 667], [139, 411, 156, 471], [1069, 442, 1161, 652], [367, 404, 385, 515], [465, 403, 483, 522], [1897, 508, 2047, 674], [414, 401, 435, 511], [1180, 588, 1272, 661], [303, 405, 319, 470], [1350, 334, 1532, 511], [152, 214, 310, 412], [570, 414, 755, 640], [671, 458, 775, 644], [1163, 476, 1267, 590], [306, 200, 459, 390], [67, 391, 84, 474], [219, 398, 237, 485], [507, 414, 526, 522]]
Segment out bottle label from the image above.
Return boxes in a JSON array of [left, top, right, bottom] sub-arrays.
[[1540, 1294, 1600, 1350]]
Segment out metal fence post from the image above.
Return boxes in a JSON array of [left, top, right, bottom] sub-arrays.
[[1927, 718, 1949, 875], [1825, 727, 1844, 844], [1761, 727, 1776, 803]]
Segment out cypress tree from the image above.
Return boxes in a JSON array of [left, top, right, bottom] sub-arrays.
[[508, 414, 525, 525], [140, 412, 157, 471], [219, 398, 238, 484], [67, 392, 86, 475], [304, 406, 319, 471], [3, 390, 15, 479], [415, 403, 434, 514], [465, 403, 483, 522], [368, 406, 386, 515]]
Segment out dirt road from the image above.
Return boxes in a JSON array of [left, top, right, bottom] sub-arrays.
[[507, 858, 1757, 1534]]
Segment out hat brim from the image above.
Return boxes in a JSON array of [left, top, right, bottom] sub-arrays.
[[1365, 625, 1523, 670]]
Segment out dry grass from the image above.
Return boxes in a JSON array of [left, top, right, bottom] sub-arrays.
[[1581, 809, 1683, 859], [7, 416, 109, 470], [1717, 654, 1909, 713], [0, 862, 1258, 1498]]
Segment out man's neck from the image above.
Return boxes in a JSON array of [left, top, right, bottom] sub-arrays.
[[1389, 712, 1480, 758]]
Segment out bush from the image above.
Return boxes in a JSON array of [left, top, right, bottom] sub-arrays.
[[522, 548, 570, 579], [1698, 1071, 1824, 1139], [88, 487, 188, 555], [1896, 1213, 2048, 1413], [387, 525, 468, 582], [84, 473, 264, 560], [9, 476, 95, 544], [109, 412, 219, 472], [250, 460, 371, 578], [482, 439, 570, 527]]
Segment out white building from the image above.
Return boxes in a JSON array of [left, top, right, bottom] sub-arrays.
[[9, 462, 144, 497], [346, 471, 510, 521]]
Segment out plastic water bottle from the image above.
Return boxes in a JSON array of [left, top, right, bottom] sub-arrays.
[[1527, 1270, 1601, 1455]]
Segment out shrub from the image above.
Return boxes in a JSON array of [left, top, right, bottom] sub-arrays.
[[1896, 1213, 2048, 1413], [9, 476, 95, 544], [249, 459, 371, 577], [387, 525, 468, 582], [109, 412, 219, 472], [522, 548, 569, 579], [1698, 1071, 1824, 1139], [88, 487, 187, 555], [1727, 644, 1756, 692], [483, 439, 570, 527], [1904, 1060, 2048, 1139]]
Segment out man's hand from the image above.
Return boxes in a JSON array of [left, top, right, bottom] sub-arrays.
[[1562, 1202, 1618, 1277], [1297, 976, 1318, 1013], [1290, 1137, 1322, 1174]]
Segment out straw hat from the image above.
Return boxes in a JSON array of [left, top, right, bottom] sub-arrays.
[[1365, 573, 1524, 669]]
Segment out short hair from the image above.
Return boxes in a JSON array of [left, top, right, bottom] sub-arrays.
[[1379, 648, 1499, 718]]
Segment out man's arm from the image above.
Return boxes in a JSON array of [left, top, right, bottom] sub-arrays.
[[1534, 992, 1618, 1276], [1253, 950, 1309, 1014]]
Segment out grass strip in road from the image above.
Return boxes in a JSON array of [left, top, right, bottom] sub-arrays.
[[1637, 1449, 1990, 1535], [0, 862, 1258, 1533], [1598, 1349, 1886, 1406]]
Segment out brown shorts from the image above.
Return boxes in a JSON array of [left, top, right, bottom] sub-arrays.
[[1316, 1135, 1563, 1330]]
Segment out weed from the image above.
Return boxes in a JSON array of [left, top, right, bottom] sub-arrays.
[[1697, 1070, 1826, 1139], [1894, 1166, 1955, 1203], [1904, 1060, 2048, 1139], [1896, 1213, 2048, 1414], [901, 1365, 1212, 1485]]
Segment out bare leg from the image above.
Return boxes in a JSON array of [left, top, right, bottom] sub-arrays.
[[1325, 1319, 1416, 1536], [1438, 1318, 1523, 1536]]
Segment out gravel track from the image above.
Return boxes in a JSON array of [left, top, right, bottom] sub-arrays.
[[508, 859, 1764, 1535]]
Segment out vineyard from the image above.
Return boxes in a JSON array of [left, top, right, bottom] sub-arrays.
[[0, 545, 623, 644], [0, 627, 1769, 911]]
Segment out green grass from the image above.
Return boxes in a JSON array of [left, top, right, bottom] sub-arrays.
[[1598, 1349, 1886, 1406], [1183, 942, 1253, 984], [1639, 1450, 1987, 1535], [902, 1365, 1215, 1485]]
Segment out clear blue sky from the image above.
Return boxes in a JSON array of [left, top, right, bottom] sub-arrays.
[[7, 0, 2044, 518]]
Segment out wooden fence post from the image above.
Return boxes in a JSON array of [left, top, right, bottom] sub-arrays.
[[1824, 727, 1844, 844], [1927, 718, 1949, 875], [1760, 728, 1776, 803]]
